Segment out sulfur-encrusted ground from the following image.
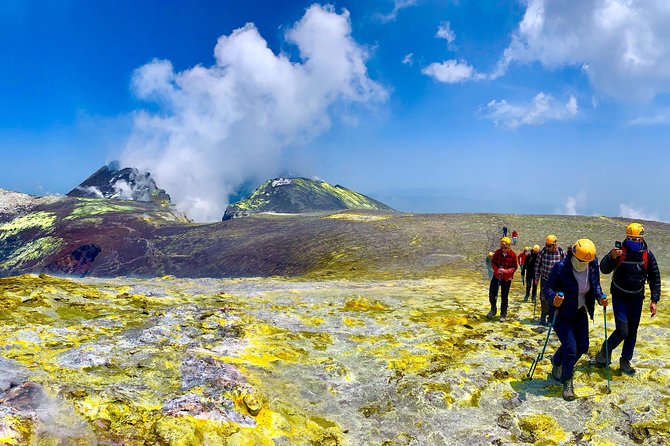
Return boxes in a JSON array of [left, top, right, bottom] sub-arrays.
[[1, 272, 669, 445]]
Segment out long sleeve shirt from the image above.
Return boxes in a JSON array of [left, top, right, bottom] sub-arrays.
[[535, 247, 566, 282], [492, 248, 518, 282]]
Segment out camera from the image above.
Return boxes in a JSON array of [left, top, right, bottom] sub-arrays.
[[615, 241, 622, 249]]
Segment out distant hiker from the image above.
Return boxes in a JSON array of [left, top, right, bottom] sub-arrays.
[[518, 246, 530, 270], [485, 252, 494, 280], [596, 223, 661, 376], [534, 235, 566, 326], [544, 239, 607, 401], [512, 230, 518, 245], [487, 237, 517, 322], [502, 226, 508, 237], [521, 245, 540, 302]]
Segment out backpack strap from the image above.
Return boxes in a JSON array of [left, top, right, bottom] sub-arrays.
[[616, 248, 649, 270]]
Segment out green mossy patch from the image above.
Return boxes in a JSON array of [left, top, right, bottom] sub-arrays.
[[64, 198, 137, 220]]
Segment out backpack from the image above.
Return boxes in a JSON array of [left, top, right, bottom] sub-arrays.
[[540, 246, 565, 259], [616, 247, 649, 270]]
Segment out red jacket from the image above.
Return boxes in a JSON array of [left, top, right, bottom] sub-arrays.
[[492, 248, 518, 281], [512, 230, 518, 237]]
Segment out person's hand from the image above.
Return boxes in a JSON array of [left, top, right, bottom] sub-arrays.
[[650, 301, 657, 317], [553, 293, 564, 308], [598, 296, 608, 307], [533, 279, 539, 286], [610, 248, 623, 259]]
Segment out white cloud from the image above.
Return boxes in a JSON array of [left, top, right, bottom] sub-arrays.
[[619, 204, 660, 221], [497, 0, 670, 102], [402, 53, 414, 65], [421, 59, 475, 83], [121, 5, 386, 222], [436, 21, 456, 43], [629, 109, 670, 126], [376, 0, 418, 23], [481, 92, 578, 129]]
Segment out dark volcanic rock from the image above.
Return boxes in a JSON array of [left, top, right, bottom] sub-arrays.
[[223, 177, 393, 220], [0, 381, 45, 412], [46, 244, 102, 277], [67, 162, 171, 207]]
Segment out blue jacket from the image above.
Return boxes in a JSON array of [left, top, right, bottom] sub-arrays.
[[544, 253, 605, 320]]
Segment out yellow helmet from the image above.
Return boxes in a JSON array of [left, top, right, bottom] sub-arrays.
[[524, 246, 530, 251], [487, 252, 494, 258], [533, 244, 540, 252], [572, 239, 596, 262], [501, 236, 512, 245], [626, 223, 645, 238], [545, 234, 557, 245]]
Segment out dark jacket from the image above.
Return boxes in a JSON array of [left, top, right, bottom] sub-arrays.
[[522, 251, 538, 279], [544, 252, 605, 320], [600, 240, 661, 302]]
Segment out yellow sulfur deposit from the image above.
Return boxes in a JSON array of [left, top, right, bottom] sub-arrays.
[[1, 271, 669, 444]]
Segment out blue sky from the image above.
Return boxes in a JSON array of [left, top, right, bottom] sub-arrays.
[[2, 0, 669, 222]]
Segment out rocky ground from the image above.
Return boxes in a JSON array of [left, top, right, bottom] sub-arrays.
[[1, 272, 669, 445]]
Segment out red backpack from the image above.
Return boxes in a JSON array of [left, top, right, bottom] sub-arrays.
[[616, 247, 648, 270]]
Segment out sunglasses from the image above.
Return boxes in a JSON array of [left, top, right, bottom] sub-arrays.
[[627, 237, 642, 242], [545, 243, 556, 247]]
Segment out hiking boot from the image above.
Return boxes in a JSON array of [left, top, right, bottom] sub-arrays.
[[562, 378, 576, 401], [523, 294, 529, 302], [539, 316, 547, 326], [551, 362, 562, 381], [499, 314, 507, 322], [620, 358, 636, 376], [486, 306, 496, 319], [595, 343, 611, 367]]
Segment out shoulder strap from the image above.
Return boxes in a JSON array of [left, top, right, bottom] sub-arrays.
[[616, 248, 649, 270], [616, 247, 627, 268]]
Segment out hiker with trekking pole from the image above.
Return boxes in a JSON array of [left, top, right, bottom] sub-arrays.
[[543, 239, 607, 401], [595, 223, 661, 376], [534, 235, 567, 326]]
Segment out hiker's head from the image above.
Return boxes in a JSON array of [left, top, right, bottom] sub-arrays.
[[625, 223, 645, 250], [571, 239, 596, 272], [572, 239, 596, 262], [487, 252, 494, 259], [532, 244, 540, 253], [524, 246, 530, 253], [500, 237, 511, 250], [545, 234, 558, 252]]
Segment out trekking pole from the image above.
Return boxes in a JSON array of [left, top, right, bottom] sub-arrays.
[[526, 302, 559, 379], [603, 296, 611, 394]]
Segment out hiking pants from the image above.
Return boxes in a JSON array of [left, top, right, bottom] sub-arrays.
[[489, 277, 511, 316], [607, 293, 644, 361], [525, 272, 537, 301], [540, 278, 550, 318], [552, 307, 589, 382]]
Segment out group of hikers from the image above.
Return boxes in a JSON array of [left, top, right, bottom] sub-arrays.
[[483, 223, 661, 401]]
